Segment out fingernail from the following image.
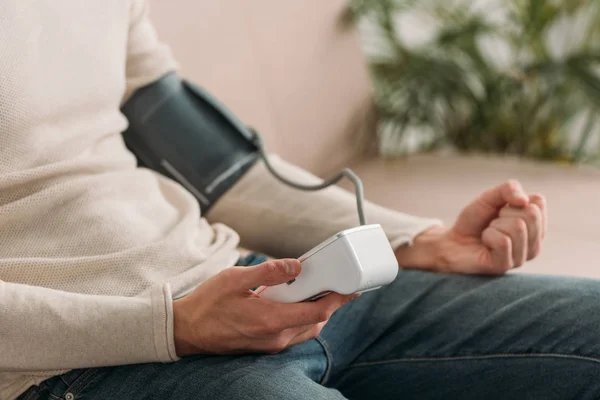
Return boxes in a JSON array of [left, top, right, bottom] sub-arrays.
[[512, 190, 527, 200], [351, 293, 362, 300], [284, 260, 297, 276]]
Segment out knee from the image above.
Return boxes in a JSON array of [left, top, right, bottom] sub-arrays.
[[512, 275, 600, 337], [529, 275, 600, 307]]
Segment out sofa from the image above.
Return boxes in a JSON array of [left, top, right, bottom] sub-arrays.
[[150, 0, 600, 279]]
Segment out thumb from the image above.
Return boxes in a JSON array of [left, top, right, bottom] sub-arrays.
[[454, 180, 530, 237], [233, 259, 301, 290]]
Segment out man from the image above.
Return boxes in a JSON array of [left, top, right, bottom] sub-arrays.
[[1, 1, 598, 399]]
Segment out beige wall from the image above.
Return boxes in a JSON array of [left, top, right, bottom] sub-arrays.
[[149, 0, 375, 174]]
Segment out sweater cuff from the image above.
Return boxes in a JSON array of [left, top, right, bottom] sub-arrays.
[[388, 218, 444, 250], [151, 283, 180, 362]]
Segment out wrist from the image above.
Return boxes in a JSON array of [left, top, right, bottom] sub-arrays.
[[394, 225, 448, 271], [172, 298, 196, 357]]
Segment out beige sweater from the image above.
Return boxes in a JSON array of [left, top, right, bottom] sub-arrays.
[[0, 1, 439, 398]]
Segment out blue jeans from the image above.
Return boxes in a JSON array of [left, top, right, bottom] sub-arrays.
[[20, 265, 600, 399]]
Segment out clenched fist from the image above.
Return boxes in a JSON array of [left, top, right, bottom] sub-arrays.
[[396, 180, 547, 275]]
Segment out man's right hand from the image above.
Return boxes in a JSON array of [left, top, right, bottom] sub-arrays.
[[172, 259, 359, 357]]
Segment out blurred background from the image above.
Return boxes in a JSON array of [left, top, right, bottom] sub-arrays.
[[149, 0, 600, 278]]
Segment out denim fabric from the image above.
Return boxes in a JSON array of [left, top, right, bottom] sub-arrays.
[[20, 265, 600, 399]]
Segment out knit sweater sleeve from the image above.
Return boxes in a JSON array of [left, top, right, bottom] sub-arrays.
[[0, 281, 178, 371], [122, 0, 178, 104], [207, 155, 442, 259], [0, 0, 183, 372]]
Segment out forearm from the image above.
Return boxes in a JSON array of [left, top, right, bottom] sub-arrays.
[[207, 155, 442, 258], [0, 281, 178, 372]]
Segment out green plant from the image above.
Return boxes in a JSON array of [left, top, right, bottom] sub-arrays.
[[351, 0, 600, 163]]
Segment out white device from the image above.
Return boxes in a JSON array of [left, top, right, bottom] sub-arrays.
[[260, 224, 399, 303]]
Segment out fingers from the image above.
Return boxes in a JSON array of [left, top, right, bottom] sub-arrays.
[[246, 292, 359, 353], [287, 321, 328, 347], [256, 321, 327, 354], [489, 217, 528, 267], [480, 180, 529, 209], [242, 292, 357, 339], [259, 293, 360, 353], [223, 259, 301, 291], [482, 197, 546, 271], [529, 194, 548, 239], [266, 292, 358, 330], [454, 180, 529, 237], [499, 203, 543, 259], [481, 227, 513, 272]]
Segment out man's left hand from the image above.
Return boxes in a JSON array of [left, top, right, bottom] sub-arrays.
[[396, 180, 547, 275]]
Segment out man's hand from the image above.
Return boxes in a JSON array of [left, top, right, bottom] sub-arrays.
[[396, 180, 547, 275], [172, 259, 358, 357]]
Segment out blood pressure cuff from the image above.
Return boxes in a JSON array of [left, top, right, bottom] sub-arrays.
[[121, 72, 260, 214]]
